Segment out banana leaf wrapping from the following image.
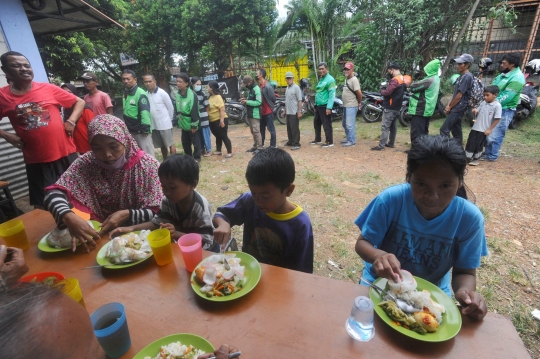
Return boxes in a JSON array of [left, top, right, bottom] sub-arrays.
[[378, 300, 427, 334]]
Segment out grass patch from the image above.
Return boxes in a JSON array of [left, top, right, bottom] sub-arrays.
[[478, 205, 490, 222]]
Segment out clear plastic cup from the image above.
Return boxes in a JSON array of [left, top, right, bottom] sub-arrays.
[[147, 229, 173, 266], [0, 219, 29, 250], [177, 233, 202, 272], [90, 302, 131, 358], [345, 296, 375, 342]]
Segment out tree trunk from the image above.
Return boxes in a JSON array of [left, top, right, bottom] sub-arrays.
[[440, 0, 481, 77], [310, 24, 318, 81]]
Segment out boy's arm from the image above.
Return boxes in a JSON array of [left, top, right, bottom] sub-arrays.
[[109, 221, 158, 239], [288, 221, 314, 273], [212, 193, 250, 248], [212, 217, 231, 248], [484, 118, 500, 135]]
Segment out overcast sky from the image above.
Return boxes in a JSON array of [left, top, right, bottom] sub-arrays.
[[277, 0, 289, 20]]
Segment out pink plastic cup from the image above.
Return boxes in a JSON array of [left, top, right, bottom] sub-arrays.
[[177, 233, 202, 272]]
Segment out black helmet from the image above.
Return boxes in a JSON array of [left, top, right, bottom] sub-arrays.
[[300, 78, 310, 89], [479, 57, 493, 69]]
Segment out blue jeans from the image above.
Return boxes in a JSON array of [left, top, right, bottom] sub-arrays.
[[260, 113, 276, 147], [199, 126, 212, 152], [484, 108, 515, 160], [342, 107, 358, 144]]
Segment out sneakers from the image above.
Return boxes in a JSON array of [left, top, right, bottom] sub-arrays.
[[385, 144, 395, 148], [403, 150, 410, 154], [340, 139, 349, 144], [284, 142, 293, 147], [371, 146, 384, 151], [321, 142, 334, 148], [246, 147, 257, 153], [469, 160, 479, 166], [342, 141, 355, 147], [309, 140, 322, 145], [291, 146, 301, 151]]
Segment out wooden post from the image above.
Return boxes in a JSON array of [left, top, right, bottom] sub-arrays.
[[522, 3, 540, 68], [482, 18, 495, 58]]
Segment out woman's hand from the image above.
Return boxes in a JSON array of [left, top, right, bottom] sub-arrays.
[[455, 289, 487, 320], [372, 252, 402, 283], [63, 212, 100, 252], [109, 226, 135, 239], [198, 344, 239, 359], [0, 245, 29, 286], [220, 120, 225, 128], [100, 210, 129, 235], [64, 121, 75, 137]]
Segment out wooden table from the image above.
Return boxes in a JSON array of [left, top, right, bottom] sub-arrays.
[[3, 210, 531, 358]]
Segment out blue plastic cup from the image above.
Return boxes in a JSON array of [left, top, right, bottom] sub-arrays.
[[90, 302, 131, 358]]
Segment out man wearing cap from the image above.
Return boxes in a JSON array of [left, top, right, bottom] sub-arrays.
[[122, 69, 154, 157], [482, 52, 525, 162], [372, 63, 405, 151], [240, 75, 263, 153], [143, 74, 176, 159], [341, 62, 362, 147], [440, 53, 474, 144], [284, 72, 303, 150], [0, 51, 82, 208], [310, 62, 336, 148], [78, 72, 113, 115]]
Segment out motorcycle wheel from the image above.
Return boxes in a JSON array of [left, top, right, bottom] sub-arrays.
[[362, 104, 382, 123], [275, 104, 287, 125], [508, 117, 518, 129], [399, 107, 411, 127]]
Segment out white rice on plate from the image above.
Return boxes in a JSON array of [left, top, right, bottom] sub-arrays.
[[387, 289, 445, 324], [144, 341, 206, 359]]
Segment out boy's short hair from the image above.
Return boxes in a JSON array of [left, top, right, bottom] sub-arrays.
[[158, 154, 199, 186], [484, 85, 500, 95], [246, 148, 295, 192]]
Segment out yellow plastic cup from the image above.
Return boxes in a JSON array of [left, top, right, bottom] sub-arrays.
[[0, 219, 29, 250], [61, 278, 85, 307], [147, 229, 173, 266]]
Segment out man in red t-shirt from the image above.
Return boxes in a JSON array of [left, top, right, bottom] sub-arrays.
[[257, 68, 277, 148], [78, 72, 113, 115], [0, 51, 84, 207]]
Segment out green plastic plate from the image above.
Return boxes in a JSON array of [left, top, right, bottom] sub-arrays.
[[133, 333, 214, 359], [95, 232, 153, 269], [38, 220, 101, 252], [190, 251, 261, 302], [370, 276, 462, 342]]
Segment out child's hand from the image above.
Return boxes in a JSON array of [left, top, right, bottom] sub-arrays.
[[213, 222, 231, 249], [455, 289, 487, 320], [372, 252, 402, 283], [160, 223, 175, 235], [472, 108, 478, 116], [109, 226, 134, 239], [484, 129, 492, 136]]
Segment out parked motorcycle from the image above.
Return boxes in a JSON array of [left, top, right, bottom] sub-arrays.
[[224, 100, 249, 126], [361, 91, 384, 123], [273, 97, 287, 125], [509, 60, 540, 129]]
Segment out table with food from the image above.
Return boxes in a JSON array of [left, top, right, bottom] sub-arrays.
[[1, 210, 532, 358]]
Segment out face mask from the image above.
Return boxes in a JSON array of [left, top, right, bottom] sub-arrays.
[[386, 72, 393, 80], [194, 85, 202, 92], [94, 152, 127, 170]]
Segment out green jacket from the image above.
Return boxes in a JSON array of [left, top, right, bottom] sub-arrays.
[[245, 85, 262, 119], [408, 59, 441, 117], [123, 85, 151, 133], [492, 67, 525, 109], [175, 89, 200, 131], [315, 73, 336, 109]]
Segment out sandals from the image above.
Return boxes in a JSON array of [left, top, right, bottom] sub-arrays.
[[213, 152, 222, 156], [203, 152, 212, 157], [224, 154, 233, 158]]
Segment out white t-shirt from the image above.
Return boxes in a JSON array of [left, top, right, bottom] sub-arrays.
[[472, 100, 502, 132], [147, 87, 174, 130]]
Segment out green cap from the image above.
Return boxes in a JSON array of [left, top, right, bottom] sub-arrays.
[[285, 72, 294, 78]]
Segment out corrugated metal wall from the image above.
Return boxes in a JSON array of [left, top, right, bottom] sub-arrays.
[[0, 25, 29, 199]]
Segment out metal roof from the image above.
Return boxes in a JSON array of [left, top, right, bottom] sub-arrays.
[[24, 0, 124, 36]]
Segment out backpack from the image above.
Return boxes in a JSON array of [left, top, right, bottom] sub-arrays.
[[469, 76, 485, 109]]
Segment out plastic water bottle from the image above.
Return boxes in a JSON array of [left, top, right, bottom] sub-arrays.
[[345, 296, 375, 342]]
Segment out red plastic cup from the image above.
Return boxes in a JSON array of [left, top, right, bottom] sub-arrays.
[[177, 233, 202, 272]]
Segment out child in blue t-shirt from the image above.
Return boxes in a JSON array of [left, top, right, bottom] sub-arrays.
[[213, 147, 314, 273], [355, 135, 488, 320]]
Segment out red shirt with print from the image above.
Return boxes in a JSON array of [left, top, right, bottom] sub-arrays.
[[0, 82, 77, 164], [73, 108, 94, 154]]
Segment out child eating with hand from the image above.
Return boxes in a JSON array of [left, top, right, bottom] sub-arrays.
[[110, 154, 218, 251]]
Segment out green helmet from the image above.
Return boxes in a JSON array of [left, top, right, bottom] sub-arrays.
[[449, 74, 460, 85]]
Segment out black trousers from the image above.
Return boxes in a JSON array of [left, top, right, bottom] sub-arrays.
[[314, 106, 333, 144], [440, 110, 465, 144], [286, 114, 301, 146], [209, 119, 232, 153], [181, 129, 202, 160], [410, 115, 430, 143]]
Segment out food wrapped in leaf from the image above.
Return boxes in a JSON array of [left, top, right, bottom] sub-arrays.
[[106, 231, 152, 264], [46, 221, 94, 248], [378, 300, 427, 334]]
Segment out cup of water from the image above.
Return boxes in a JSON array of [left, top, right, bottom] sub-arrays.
[[90, 302, 131, 358], [346, 296, 375, 342]]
